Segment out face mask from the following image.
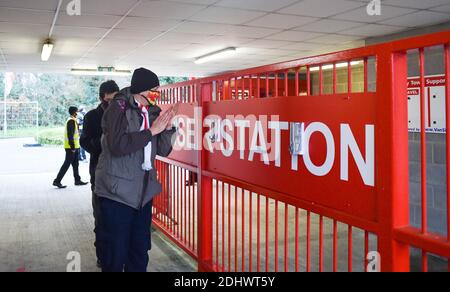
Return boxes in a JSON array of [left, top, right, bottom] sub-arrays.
[[142, 90, 161, 105]]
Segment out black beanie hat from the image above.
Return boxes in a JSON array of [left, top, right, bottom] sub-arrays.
[[130, 68, 160, 94], [69, 107, 78, 116]]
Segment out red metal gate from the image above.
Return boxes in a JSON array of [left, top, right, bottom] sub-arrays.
[[152, 30, 450, 272]]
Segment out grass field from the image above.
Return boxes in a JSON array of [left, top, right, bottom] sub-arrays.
[[0, 127, 64, 145]]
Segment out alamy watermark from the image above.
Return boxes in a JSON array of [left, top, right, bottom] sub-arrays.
[[367, 251, 381, 272], [66, 251, 81, 272], [66, 0, 81, 16], [367, 0, 382, 16]]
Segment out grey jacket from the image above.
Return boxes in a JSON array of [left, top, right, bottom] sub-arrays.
[[95, 87, 176, 210]]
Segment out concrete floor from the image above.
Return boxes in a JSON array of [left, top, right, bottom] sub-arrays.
[[0, 138, 196, 272], [0, 138, 447, 272]]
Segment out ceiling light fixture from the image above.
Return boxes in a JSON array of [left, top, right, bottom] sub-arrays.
[[41, 39, 54, 62], [71, 67, 132, 76], [194, 47, 238, 65]]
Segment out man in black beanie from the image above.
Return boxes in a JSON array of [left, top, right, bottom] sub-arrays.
[[95, 68, 179, 272], [80, 80, 119, 268]]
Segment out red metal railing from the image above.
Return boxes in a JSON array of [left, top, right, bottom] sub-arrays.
[[152, 30, 450, 272]]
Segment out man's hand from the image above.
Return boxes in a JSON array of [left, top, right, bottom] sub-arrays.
[[166, 103, 180, 130], [149, 109, 171, 136]]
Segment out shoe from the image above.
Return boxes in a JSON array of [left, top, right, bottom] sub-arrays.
[[75, 181, 89, 186], [53, 181, 67, 189]]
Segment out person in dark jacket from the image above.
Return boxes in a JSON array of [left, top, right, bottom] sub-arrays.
[[53, 106, 88, 189], [95, 68, 178, 272], [80, 80, 119, 268]]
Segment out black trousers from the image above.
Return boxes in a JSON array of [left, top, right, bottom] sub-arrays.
[[99, 198, 153, 272], [55, 149, 81, 183], [92, 192, 103, 264]]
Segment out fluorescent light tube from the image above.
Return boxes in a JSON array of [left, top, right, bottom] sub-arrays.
[[71, 69, 132, 76], [41, 42, 54, 62], [195, 47, 238, 65]]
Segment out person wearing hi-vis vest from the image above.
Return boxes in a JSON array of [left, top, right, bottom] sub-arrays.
[[53, 106, 89, 189]]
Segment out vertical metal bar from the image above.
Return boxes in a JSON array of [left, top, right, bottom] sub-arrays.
[[348, 225, 353, 272], [179, 167, 182, 239], [179, 167, 182, 240], [285, 71, 289, 97], [242, 189, 245, 271], [156, 162, 161, 221], [257, 194, 261, 272], [265, 196, 269, 272], [164, 163, 168, 227], [307, 67, 311, 96], [306, 211, 311, 272], [319, 215, 323, 272], [249, 192, 253, 272], [295, 68, 299, 96], [216, 180, 219, 268], [377, 50, 410, 272], [194, 174, 197, 252], [419, 48, 428, 272], [242, 76, 245, 100], [284, 203, 289, 272], [445, 44, 450, 272], [295, 208, 299, 272], [365, 231, 369, 272], [257, 75, 261, 99], [163, 162, 166, 227], [222, 182, 225, 272], [169, 165, 172, 233], [364, 57, 369, 93], [333, 63, 337, 94], [176, 167, 179, 238], [266, 74, 269, 98], [192, 172, 195, 251], [183, 169, 187, 244], [333, 220, 338, 272], [198, 83, 214, 271], [275, 73, 279, 97], [348, 60, 352, 94], [189, 171, 195, 250], [274, 200, 279, 272], [222, 80, 230, 100], [249, 75, 253, 99], [234, 77, 238, 100], [188, 171, 191, 248], [228, 184, 231, 271], [319, 65, 324, 96], [228, 79, 232, 100], [172, 166, 175, 235], [235, 187, 238, 272]]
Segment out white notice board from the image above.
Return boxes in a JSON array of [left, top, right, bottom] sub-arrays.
[[408, 75, 447, 134]]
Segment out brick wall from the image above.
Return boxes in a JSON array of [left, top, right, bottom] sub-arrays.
[[408, 48, 448, 236]]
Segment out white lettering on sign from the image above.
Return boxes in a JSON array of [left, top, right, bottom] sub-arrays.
[[174, 112, 375, 187], [303, 122, 335, 177], [248, 121, 270, 165], [408, 75, 447, 134], [268, 121, 289, 168], [341, 124, 375, 187], [177, 115, 375, 187]]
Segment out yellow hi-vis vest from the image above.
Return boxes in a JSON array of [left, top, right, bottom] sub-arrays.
[[64, 116, 80, 149]]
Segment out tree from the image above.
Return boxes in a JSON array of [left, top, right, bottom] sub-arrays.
[[1, 73, 188, 127]]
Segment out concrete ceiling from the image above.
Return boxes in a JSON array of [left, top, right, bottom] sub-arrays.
[[0, 0, 449, 77]]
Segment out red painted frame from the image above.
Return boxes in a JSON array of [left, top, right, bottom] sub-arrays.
[[153, 30, 450, 272]]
